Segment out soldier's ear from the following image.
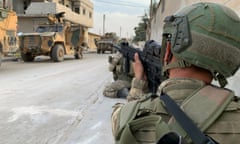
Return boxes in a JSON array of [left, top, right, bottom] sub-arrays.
[[163, 41, 172, 65]]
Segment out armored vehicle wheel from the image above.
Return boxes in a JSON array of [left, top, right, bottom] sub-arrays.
[[21, 52, 34, 62], [51, 44, 64, 62], [75, 47, 83, 59]]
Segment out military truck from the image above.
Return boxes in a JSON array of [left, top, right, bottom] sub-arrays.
[[0, 3, 18, 65], [18, 12, 83, 62], [95, 32, 119, 54]]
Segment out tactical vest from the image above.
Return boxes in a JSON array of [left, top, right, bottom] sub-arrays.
[[115, 57, 134, 81], [113, 85, 240, 144]]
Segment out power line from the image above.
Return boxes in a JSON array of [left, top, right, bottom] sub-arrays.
[[93, 0, 147, 8]]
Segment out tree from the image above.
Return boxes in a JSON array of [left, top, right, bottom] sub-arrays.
[[133, 14, 149, 42]]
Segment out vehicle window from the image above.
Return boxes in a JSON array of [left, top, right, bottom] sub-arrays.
[[36, 25, 63, 32]]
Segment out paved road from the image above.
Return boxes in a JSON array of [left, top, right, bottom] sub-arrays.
[[0, 53, 125, 144]]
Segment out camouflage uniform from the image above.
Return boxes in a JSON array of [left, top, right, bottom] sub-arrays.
[[111, 2, 240, 144], [112, 78, 240, 143], [103, 52, 134, 98]]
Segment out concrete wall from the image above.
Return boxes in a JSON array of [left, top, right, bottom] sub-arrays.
[[25, 2, 57, 14], [149, 0, 182, 43], [12, 0, 25, 14], [88, 32, 101, 51], [17, 17, 48, 32]]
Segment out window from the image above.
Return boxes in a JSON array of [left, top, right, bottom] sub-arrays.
[[36, 25, 63, 33], [83, 8, 86, 15], [58, 0, 64, 5], [75, 8, 80, 14], [89, 12, 92, 18]]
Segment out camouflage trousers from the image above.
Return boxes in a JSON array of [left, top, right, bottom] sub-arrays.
[[103, 80, 131, 98]]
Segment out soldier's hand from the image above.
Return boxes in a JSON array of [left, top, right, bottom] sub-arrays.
[[133, 53, 146, 80]]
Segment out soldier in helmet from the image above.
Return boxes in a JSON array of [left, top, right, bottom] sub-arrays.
[[103, 40, 160, 99], [111, 2, 240, 144], [102, 51, 134, 98]]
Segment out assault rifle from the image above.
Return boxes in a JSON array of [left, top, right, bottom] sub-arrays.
[[112, 40, 162, 93]]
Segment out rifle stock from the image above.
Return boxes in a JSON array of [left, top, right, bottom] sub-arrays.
[[156, 132, 186, 144], [112, 42, 162, 93]]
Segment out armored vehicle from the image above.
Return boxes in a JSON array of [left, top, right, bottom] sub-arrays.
[[96, 32, 119, 54], [18, 12, 83, 62], [0, 5, 18, 65]]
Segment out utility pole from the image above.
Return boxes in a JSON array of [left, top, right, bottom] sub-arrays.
[[150, 0, 153, 19], [120, 26, 122, 38], [2, 0, 6, 8], [103, 14, 105, 35]]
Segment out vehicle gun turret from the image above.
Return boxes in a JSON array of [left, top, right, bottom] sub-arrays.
[[47, 12, 65, 24]]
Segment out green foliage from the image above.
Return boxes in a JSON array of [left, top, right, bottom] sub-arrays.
[[152, 0, 158, 15], [133, 14, 149, 42]]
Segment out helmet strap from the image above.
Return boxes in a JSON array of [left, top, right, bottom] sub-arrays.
[[163, 41, 192, 76], [164, 41, 172, 65], [163, 59, 192, 73]]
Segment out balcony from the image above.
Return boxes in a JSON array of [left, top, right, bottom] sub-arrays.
[[24, 2, 93, 28]]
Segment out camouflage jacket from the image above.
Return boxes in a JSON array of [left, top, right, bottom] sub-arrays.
[[109, 52, 134, 82], [111, 78, 240, 144]]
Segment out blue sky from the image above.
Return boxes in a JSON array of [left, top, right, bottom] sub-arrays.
[[93, 0, 149, 15], [89, 0, 150, 38]]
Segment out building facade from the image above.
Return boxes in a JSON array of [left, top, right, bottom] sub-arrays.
[[88, 32, 101, 51]]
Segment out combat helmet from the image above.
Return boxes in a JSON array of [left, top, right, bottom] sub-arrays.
[[161, 2, 240, 87], [143, 40, 161, 57]]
